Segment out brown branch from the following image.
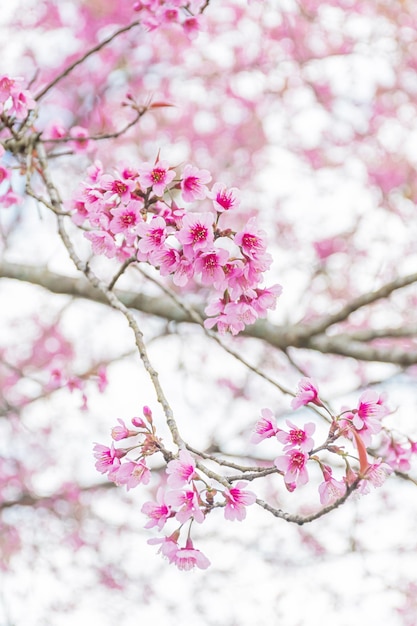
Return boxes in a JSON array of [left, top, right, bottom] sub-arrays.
[[35, 21, 141, 101], [301, 271, 417, 338], [40, 107, 147, 145], [2, 260, 417, 366], [256, 478, 361, 525]]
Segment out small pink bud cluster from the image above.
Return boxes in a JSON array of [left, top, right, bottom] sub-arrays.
[[93, 406, 159, 490], [252, 378, 395, 501], [72, 159, 282, 335]]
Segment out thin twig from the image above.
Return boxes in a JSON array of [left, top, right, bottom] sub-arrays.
[[35, 21, 142, 101]]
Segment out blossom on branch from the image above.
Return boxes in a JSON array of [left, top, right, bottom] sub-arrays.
[[291, 378, 321, 410], [223, 481, 256, 521]]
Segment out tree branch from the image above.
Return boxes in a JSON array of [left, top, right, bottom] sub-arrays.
[[35, 20, 141, 101], [2, 260, 417, 366]]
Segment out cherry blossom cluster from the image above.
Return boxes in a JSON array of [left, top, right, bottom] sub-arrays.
[[0, 75, 36, 122], [252, 378, 413, 504], [0, 75, 37, 209], [71, 159, 282, 334], [132, 0, 207, 37], [94, 407, 256, 570], [93, 379, 417, 570]]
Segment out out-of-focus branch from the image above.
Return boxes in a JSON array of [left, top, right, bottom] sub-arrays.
[[2, 260, 417, 366], [35, 21, 141, 101], [301, 271, 417, 338]]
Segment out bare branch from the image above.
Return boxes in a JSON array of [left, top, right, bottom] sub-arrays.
[[2, 260, 417, 366], [302, 271, 417, 338], [35, 21, 141, 101]]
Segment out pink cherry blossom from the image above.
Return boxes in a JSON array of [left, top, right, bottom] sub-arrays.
[[109, 202, 143, 235], [141, 488, 172, 530], [148, 535, 179, 564], [165, 488, 205, 524], [112, 459, 151, 490], [274, 450, 309, 488], [234, 217, 267, 261], [111, 418, 135, 441], [0, 190, 20, 208], [291, 378, 321, 410], [276, 420, 316, 452], [363, 459, 392, 488], [223, 481, 256, 521], [352, 389, 389, 434], [176, 212, 215, 257], [137, 160, 175, 196], [193, 247, 230, 287], [0, 75, 15, 103], [100, 174, 136, 204], [9, 87, 36, 120], [93, 443, 123, 475], [318, 465, 346, 505], [210, 182, 240, 212], [84, 230, 117, 258], [153, 246, 181, 276], [137, 216, 168, 262], [251, 408, 278, 443], [358, 459, 393, 494], [166, 449, 197, 488], [180, 164, 212, 202], [171, 538, 210, 571]]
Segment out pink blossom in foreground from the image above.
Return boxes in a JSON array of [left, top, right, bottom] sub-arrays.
[[141, 488, 172, 530], [137, 160, 175, 196], [148, 536, 179, 564], [109, 201, 143, 235], [358, 459, 393, 494], [112, 459, 151, 490], [223, 481, 256, 521], [100, 174, 136, 204], [137, 216, 168, 262], [352, 389, 389, 434], [85, 230, 117, 258], [234, 217, 267, 261], [274, 450, 309, 488], [176, 212, 215, 257], [291, 378, 321, 410], [251, 408, 278, 444], [180, 164, 212, 202], [210, 182, 240, 212], [276, 420, 316, 452], [165, 488, 205, 524], [318, 465, 346, 506], [171, 538, 210, 571], [93, 443, 123, 474], [166, 449, 197, 488], [193, 247, 230, 288]]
